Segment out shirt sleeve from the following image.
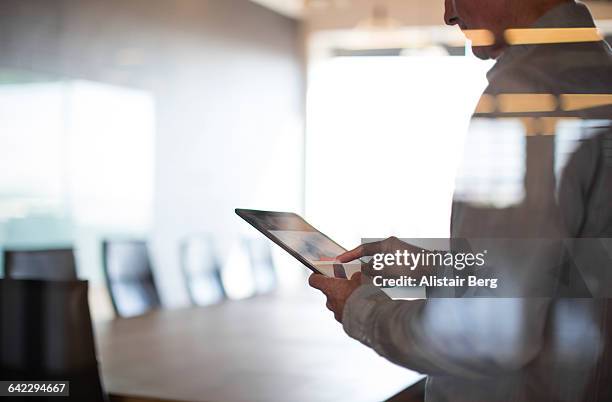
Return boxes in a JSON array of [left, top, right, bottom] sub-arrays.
[[342, 285, 551, 379]]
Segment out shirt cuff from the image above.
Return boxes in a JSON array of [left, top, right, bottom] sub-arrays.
[[342, 284, 389, 346]]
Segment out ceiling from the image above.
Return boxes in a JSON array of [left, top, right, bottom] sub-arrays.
[[249, 0, 612, 27]]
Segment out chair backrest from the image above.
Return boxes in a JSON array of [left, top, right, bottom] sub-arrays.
[[0, 279, 107, 402], [584, 299, 612, 402], [244, 238, 277, 294], [102, 240, 160, 318], [3, 248, 77, 281], [180, 236, 225, 306]]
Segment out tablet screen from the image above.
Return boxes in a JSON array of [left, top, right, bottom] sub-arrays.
[[236, 209, 360, 278]]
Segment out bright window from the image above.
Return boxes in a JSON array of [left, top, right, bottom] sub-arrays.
[[306, 54, 492, 246]]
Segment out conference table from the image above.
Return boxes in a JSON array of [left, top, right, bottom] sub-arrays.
[[95, 288, 425, 402]]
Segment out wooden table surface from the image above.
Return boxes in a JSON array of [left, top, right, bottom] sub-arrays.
[[95, 289, 424, 402]]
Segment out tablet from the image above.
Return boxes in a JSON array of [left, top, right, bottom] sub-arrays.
[[236, 209, 361, 278]]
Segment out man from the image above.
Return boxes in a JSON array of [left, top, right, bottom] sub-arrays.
[[310, 1, 612, 401]]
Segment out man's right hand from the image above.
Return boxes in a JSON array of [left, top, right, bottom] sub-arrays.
[[337, 236, 415, 263], [337, 236, 425, 279]]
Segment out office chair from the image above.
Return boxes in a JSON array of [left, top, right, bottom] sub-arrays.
[[102, 240, 161, 318], [0, 279, 107, 402], [243, 238, 277, 294], [180, 236, 226, 306], [584, 299, 612, 402], [3, 248, 77, 281]]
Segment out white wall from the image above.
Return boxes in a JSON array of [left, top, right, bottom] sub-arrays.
[[0, 0, 305, 309], [153, 37, 304, 306]]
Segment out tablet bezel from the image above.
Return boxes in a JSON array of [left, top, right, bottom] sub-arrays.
[[235, 208, 348, 276]]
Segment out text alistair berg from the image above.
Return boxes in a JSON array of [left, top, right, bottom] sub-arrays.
[[371, 250, 499, 289]]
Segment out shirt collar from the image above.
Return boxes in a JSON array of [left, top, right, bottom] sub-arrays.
[[486, 1, 597, 82]]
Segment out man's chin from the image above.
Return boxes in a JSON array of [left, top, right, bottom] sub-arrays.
[[472, 45, 504, 60]]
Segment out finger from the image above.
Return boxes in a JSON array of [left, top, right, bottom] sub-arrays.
[[337, 241, 384, 262], [337, 236, 410, 262], [309, 274, 326, 289], [309, 274, 337, 291], [349, 271, 362, 282], [336, 246, 361, 263]]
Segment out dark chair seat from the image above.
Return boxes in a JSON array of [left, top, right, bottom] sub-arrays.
[[0, 279, 107, 402]]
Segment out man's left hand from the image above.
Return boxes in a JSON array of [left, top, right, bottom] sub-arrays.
[[309, 272, 362, 323]]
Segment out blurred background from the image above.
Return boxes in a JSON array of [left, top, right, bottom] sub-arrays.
[[0, 0, 611, 321]]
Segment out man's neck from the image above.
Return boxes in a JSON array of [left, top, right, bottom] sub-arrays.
[[515, 0, 573, 28], [492, 0, 574, 59]]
